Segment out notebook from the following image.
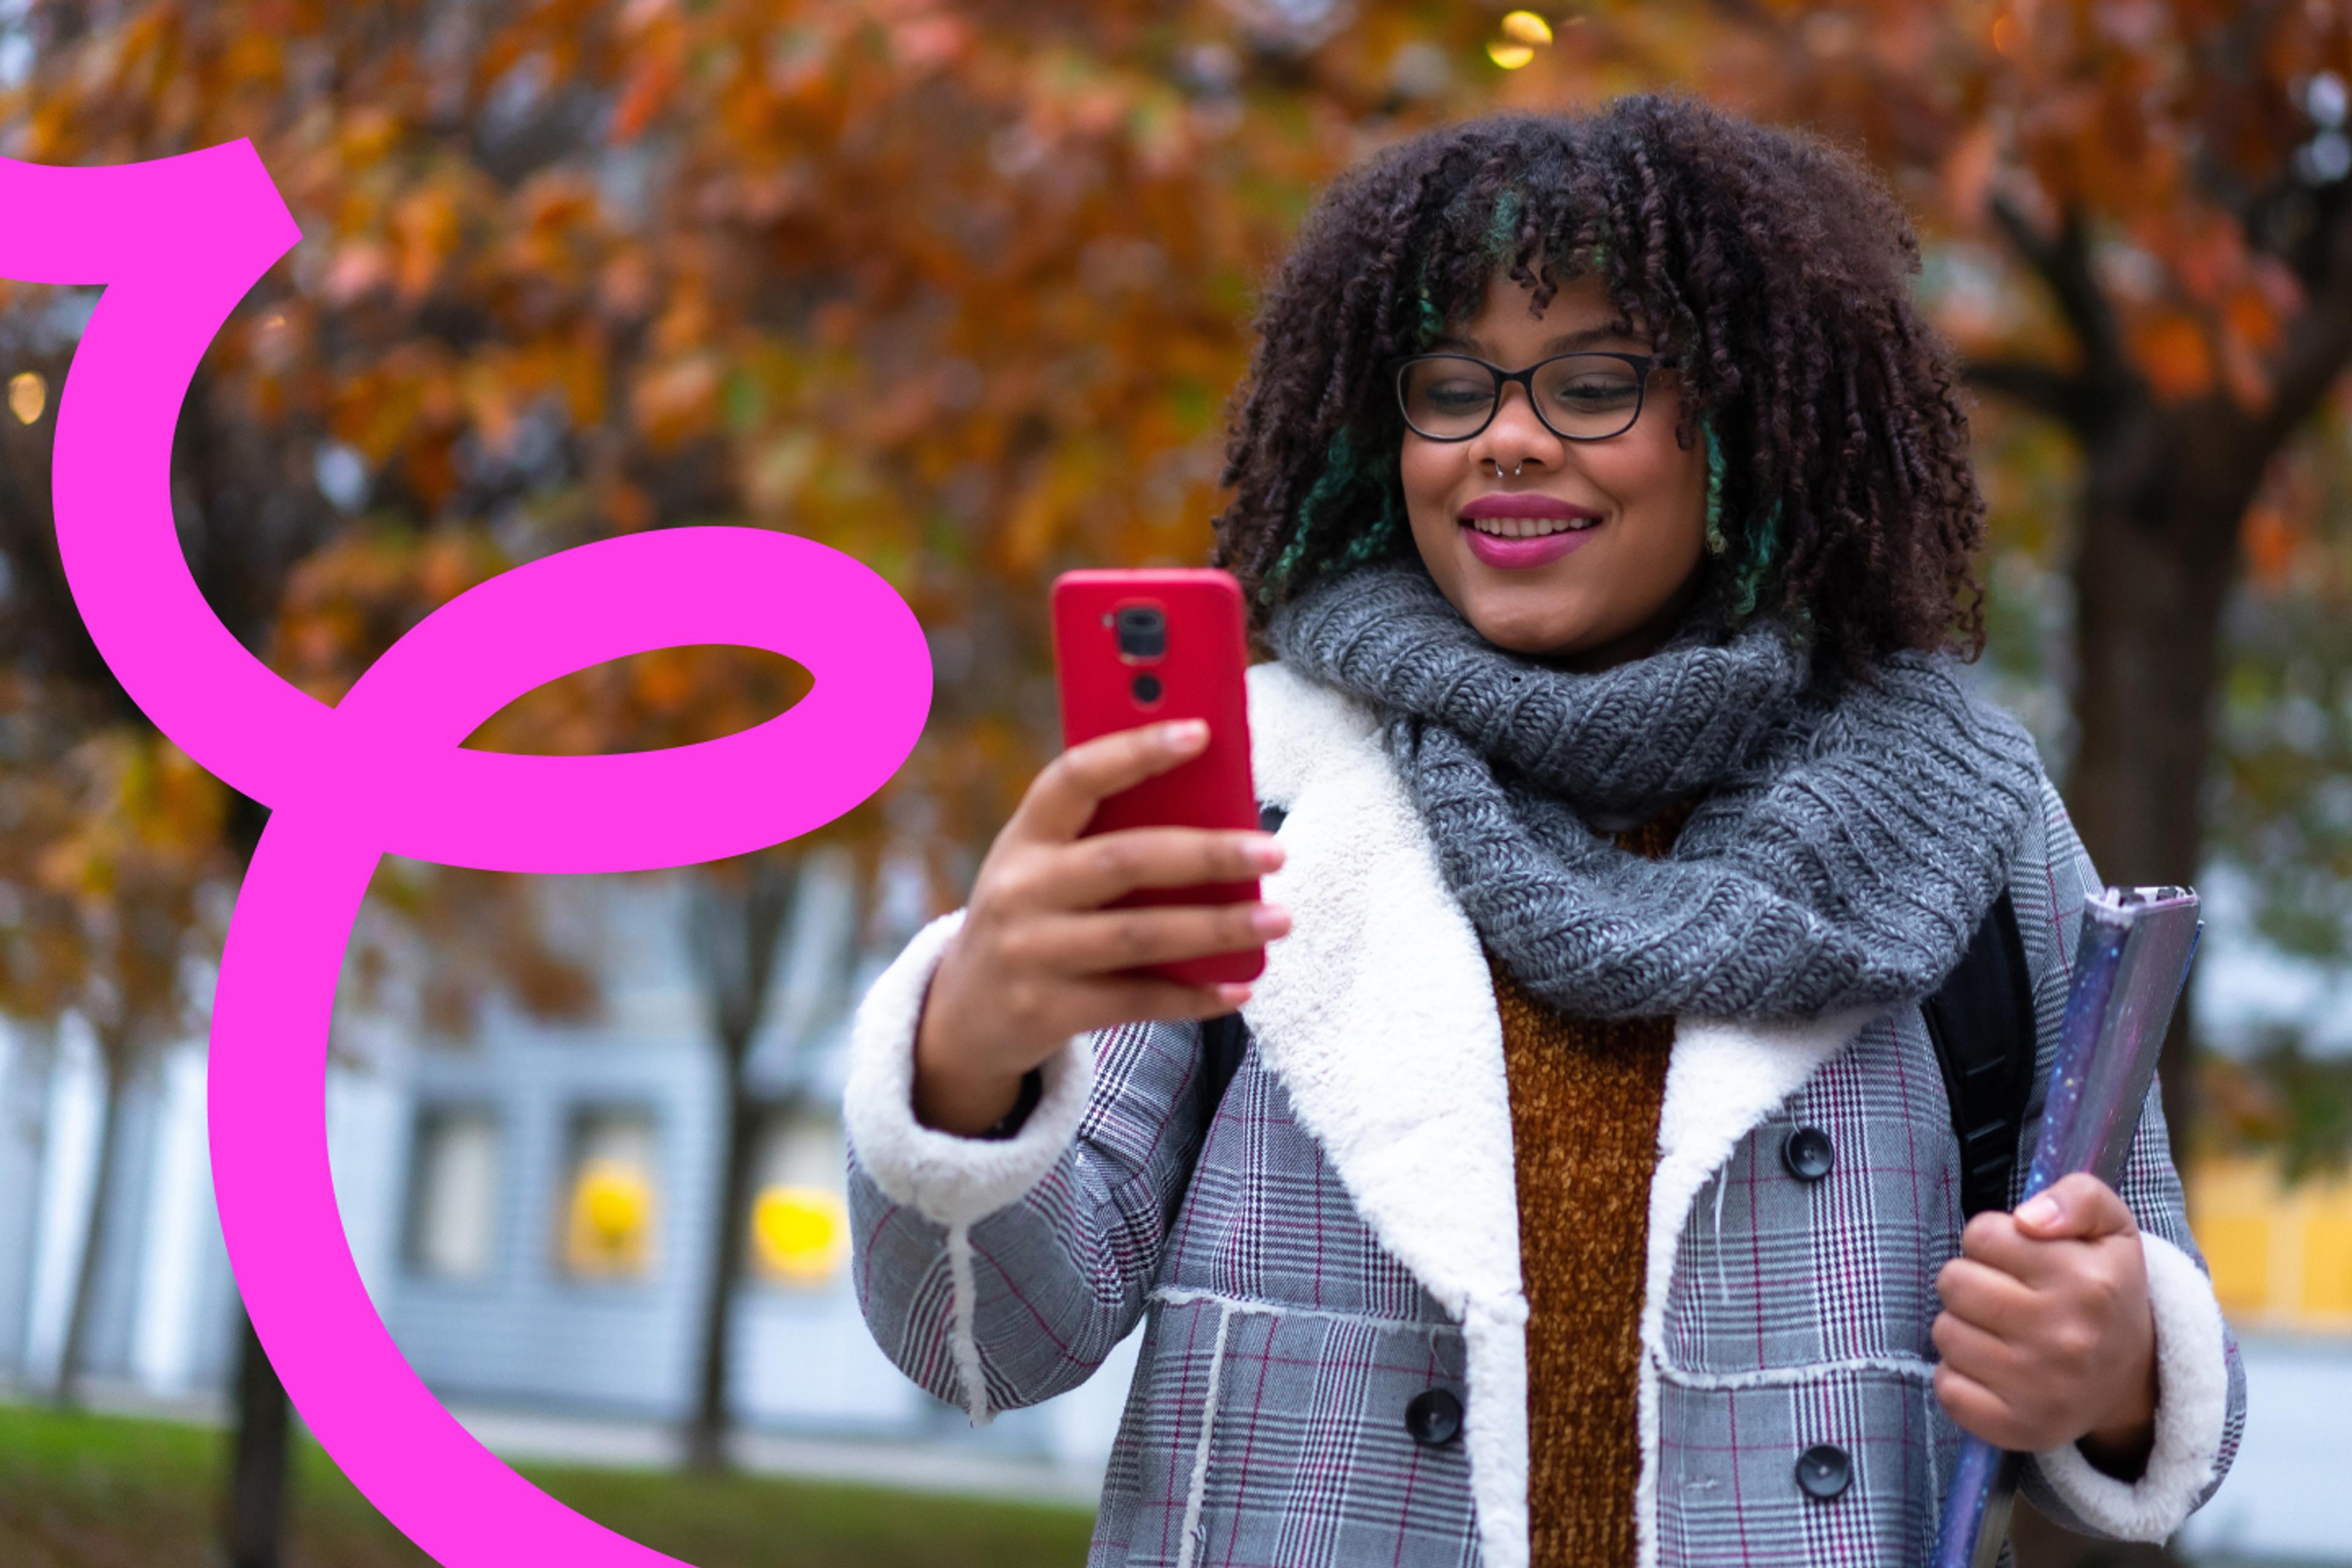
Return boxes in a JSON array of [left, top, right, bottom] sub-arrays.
[[1931, 884, 2203, 1568]]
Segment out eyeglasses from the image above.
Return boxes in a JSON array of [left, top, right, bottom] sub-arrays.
[[1389, 351, 1681, 443]]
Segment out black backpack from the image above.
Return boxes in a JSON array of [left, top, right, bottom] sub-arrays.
[[1196, 802, 2038, 1223]]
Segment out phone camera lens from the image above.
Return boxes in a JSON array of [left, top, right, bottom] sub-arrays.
[[1115, 605, 1166, 660], [1131, 673, 1163, 704]]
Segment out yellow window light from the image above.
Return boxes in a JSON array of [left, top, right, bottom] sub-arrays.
[[2198, 1209, 2275, 1319], [8, 370, 44, 425], [2189, 1155, 2277, 1316], [565, 1156, 655, 1278], [2188, 1153, 2352, 1330], [1499, 11, 1554, 47], [752, 1185, 848, 1286], [2304, 1190, 2352, 1318]]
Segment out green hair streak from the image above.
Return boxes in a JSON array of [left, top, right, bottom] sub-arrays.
[[1265, 426, 1406, 601], [1703, 412, 1783, 620], [1485, 187, 1525, 258]]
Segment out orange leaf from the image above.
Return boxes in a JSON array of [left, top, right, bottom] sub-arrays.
[[325, 241, 389, 303], [2132, 312, 2212, 402], [2242, 503, 2299, 590], [2218, 319, 2272, 415], [607, 480, 654, 533], [893, 16, 971, 73], [630, 356, 719, 450], [391, 186, 460, 303], [610, 51, 680, 144], [1942, 124, 1998, 226], [2224, 285, 2281, 355]]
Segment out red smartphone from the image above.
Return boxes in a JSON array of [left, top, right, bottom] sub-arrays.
[[1050, 568, 1264, 987]]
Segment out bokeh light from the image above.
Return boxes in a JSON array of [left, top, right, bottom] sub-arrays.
[[1499, 11, 1553, 47], [7, 370, 43, 425], [752, 1185, 848, 1284]]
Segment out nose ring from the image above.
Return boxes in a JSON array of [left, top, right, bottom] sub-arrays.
[[1486, 458, 1524, 478]]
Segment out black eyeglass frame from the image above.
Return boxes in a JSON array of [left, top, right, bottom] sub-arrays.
[[1387, 350, 1683, 443]]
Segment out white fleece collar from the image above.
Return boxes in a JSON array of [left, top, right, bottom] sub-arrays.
[[1241, 660, 1534, 1567], [1240, 661, 1875, 1568]]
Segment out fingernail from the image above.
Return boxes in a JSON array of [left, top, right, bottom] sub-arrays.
[[1248, 836, 1285, 870], [1167, 719, 1208, 747], [1251, 903, 1291, 936], [2017, 1194, 2060, 1228], [1216, 982, 1253, 1006]]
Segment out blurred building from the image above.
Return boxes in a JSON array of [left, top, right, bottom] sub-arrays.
[[0, 852, 1136, 1477], [2193, 1159, 2352, 1330], [0, 854, 2346, 1559], [2176, 1161, 2352, 1565]]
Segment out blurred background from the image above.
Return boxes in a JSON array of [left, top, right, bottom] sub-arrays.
[[0, 2, 2345, 1566]]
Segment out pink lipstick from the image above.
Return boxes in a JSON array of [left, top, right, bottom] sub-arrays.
[[1457, 494, 1604, 571]]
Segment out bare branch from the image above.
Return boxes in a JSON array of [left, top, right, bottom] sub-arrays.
[[1987, 195, 2134, 409], [2263, 189, 2352, 449], [1961, 356, 2093, 431]]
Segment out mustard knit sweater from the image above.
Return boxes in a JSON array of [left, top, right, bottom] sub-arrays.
[[1490, 805, 1687, 1567]]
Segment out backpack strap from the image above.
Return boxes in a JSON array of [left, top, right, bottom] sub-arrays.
[[1196, 1009, 1250, 1139], [1194, 802, 1288, 1138], [1921, 889, 2038, 1220], [1198, 809, 2040, 1226]]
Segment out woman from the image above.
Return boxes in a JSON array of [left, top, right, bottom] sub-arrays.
[[842, 98, 2244, 1567]]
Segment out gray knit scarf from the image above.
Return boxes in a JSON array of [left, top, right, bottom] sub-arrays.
[[1265, 559, 2045, 1022]]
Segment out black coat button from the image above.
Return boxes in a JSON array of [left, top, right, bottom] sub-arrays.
[[1404, 1389, 1462, 1447], [1795, 1444, 1852, 1499], [1782, 1126, 1836, 1182]]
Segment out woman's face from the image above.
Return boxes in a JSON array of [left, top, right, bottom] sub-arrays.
[[1398, 273, 1709, 669]]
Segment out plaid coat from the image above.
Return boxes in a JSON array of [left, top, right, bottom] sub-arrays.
[[845, 662, 2245, 1568]]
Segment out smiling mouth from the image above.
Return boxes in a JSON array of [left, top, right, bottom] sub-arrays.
[[1461, 514, 1600, 538]]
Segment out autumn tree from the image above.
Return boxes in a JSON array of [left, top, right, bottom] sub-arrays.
[[10, 5, 2345, 1567], [0, 3, 679, 1558], [1, 0, 1504, 1530], [679, 851, 799, 1473], [0, 673, 230, 1407], [483, 0, 2352, 1172], [1623, 0, 2352, 1161]]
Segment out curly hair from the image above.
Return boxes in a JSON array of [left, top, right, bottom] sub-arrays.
[[1209, 95, 1987, 680]]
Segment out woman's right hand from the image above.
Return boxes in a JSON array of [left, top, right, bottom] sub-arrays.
[[910, 717, 1290, 1136]]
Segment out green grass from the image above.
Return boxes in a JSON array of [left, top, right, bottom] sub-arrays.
[[0, 1401, 1096, 1567]]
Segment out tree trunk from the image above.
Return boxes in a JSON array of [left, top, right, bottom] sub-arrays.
[[2065, 409, 2263, 1169], [216, 792, 293, 1568], [680, 856, 799, 1474], [684, 1071, 766, 1474], [221, 1305, 293, 1568], [52, 1060, 125, 1408]]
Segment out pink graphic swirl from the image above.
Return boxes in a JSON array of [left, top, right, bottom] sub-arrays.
[[0, 140, 932, 1564]]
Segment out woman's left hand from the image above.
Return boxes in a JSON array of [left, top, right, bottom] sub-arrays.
[[1931, 1172, 2160, 1473]]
